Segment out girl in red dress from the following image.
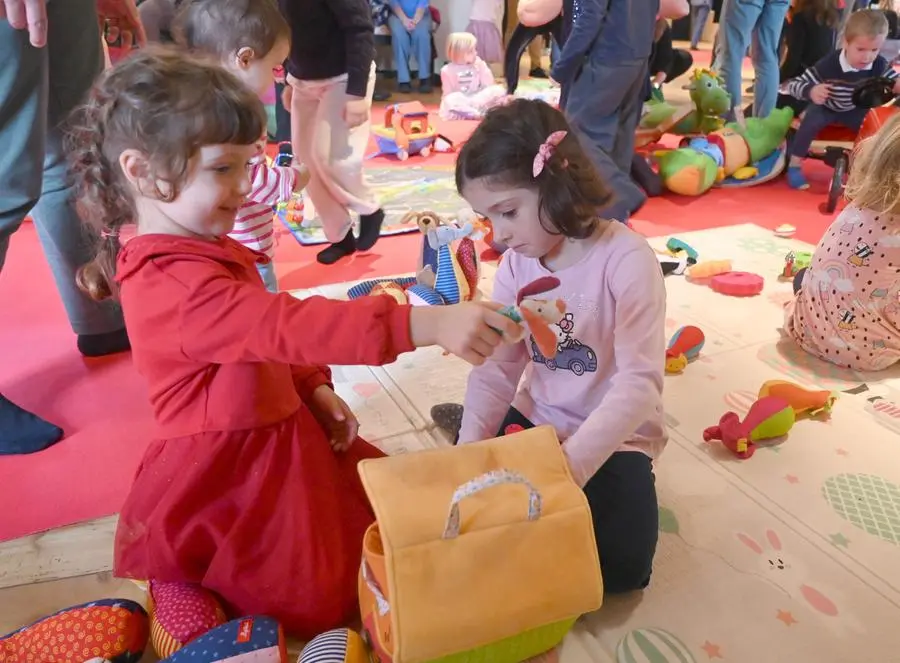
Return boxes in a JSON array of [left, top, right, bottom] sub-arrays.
[[66, 47, 518, 652]]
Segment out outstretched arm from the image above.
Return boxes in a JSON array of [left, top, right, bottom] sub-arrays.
[[562, 244, 666, 486], [177, 262, 414, 367]]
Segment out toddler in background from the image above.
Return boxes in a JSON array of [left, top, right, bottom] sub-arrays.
[[439, 32, 508, 120], [784, 111, 900, 372], [783, 9, 900, 190], [174, 0, 309, 291], [67, 48, 520, 652], [466, 0, 505, 64], [437, 99, 668, 595]]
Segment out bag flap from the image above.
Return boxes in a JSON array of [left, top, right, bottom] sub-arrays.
[[357, 427, 604, 662]]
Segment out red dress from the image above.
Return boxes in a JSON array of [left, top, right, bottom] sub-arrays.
[[113, 235, 414, 640]]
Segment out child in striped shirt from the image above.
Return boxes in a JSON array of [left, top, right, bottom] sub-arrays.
[[175, 0, 310, 291], [783, 9, 900, 190]]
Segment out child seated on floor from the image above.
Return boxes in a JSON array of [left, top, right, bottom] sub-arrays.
[[172, 0, 309, 292], [784, 110, 900, 372], [783, 8, 900, 191], [439, 32, 508, 121], [435, 99, 668, 594], [66, 48, 520, 653]]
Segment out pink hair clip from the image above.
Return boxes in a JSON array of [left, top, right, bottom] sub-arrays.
[[532, 130, 567, 178]]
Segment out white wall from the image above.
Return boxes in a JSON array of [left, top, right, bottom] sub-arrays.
[[432, 0, 473, 65]]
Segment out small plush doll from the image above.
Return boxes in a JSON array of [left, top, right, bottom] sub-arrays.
[[497, 275, 566, 359], [703, 396, 795, 459]]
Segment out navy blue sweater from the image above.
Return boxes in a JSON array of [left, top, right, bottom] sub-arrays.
[[552, 0, 660, 85], [784, 50, 897, 112], [279, 0, 375, 97]]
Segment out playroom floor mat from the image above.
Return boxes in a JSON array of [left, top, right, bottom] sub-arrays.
[[4, 224, 900, 661], [280, 166, 463, 246]]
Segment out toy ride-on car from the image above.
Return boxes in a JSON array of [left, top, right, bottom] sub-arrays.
[[792, 77, 898, 213]]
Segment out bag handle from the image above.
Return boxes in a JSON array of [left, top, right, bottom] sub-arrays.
[[442, 469, 542, 540], [361, 559, 391, 616]]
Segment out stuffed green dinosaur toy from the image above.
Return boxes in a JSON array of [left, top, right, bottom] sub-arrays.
[[655, 106, 795, 196], [639, 69, 731, 135]]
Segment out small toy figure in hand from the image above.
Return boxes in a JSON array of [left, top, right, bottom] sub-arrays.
[[439, 32, 508, 121]]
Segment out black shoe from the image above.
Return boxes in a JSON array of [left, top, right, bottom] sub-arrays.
[[77, 327, 130, 358], [418, 79, 433, 94], [357, 208, 385, 251], [529, 67, 548, 78], [431, 403, 464, 443], [316, 232, 357, 265], [397, 82, 412, 93], [373, 89, 391, 102]]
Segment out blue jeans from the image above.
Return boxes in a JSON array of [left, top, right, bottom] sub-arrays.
[[718, 0, 790, 118], [790, 105, 867, 159], [387, 13, 432, 84], [691, 5, 711, 47], [0, 0, 124, 336], [257, 261, 278, 293]]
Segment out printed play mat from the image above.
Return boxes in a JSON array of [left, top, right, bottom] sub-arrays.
[[4, 224, 900, 661], [278, 166, 464, 246]]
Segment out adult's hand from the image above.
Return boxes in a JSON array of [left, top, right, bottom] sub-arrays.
[[1, 0, 49, 47], [97, 0, 146, 48]]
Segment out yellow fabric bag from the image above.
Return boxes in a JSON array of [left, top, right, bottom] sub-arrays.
[[357, 426, 604, 663]]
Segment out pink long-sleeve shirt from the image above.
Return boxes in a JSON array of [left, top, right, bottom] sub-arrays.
[[440, 58, 496, 95], [459, 221, 668, 486]]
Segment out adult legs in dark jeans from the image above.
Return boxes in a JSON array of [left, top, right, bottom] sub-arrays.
[[565, 57, 649, 223], [0, 0, 128, 454], [497, 407, 659, 593], [787, 105, 866, 189]]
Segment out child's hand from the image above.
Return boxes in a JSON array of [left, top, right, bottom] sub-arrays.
[[410, 302, 523, 366], [281, 85, 293, 112], [344, 97, 370, 128], [292, 164, 310, 192], [810, 83, 831, 105], [308, 385, 359, 452]]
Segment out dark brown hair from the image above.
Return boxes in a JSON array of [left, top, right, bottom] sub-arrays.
[[455, 99, 614, 240], [173, 0, 290, 60], [794, 0, 840, 28], [67, 46, 267, 301]]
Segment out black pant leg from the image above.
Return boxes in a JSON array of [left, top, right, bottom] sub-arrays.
[[274, 82, 291, 143]]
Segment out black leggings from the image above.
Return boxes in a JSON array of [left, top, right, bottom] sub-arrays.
[[497, 407, 659, 594]]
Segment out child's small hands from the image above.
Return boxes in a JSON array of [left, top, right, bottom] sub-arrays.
[[308, 385, 359, 452], [411, 302, 523, 366], [810, 83, 831, 105], [292, 164, 310, 192], [344, 97, 370, 128]]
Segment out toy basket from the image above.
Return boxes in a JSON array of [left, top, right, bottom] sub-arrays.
[[357, 426, 603, 663]]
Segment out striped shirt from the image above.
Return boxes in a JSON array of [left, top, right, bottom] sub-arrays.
[[230, 157, 297, 259], [783, 49, 898, 112]]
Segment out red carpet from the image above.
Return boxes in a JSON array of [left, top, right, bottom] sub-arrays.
[[0, 105, 840, 542]]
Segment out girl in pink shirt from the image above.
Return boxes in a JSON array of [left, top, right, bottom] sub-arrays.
[[784, 111, 900, 371], [435, 99, 668, 594], [439, 32, 508, 120]]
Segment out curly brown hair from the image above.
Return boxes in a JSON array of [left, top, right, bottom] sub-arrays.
[[455, 99, 614, 240], [67, 46, 267, 301]]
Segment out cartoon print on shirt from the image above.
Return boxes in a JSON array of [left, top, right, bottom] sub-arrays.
[[554, 312, 576, 349], [531, 310, 598, 377], [848, 242, 874, 267], [837, 309, 857, 331]]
